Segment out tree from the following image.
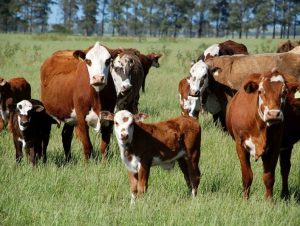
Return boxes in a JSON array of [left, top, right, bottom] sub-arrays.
[[99, 0, 108, 36], [79, 0, 98, 35], [209, 0, 229, 37], [0, 0, 20, 32], [59, 0, 79, 32]]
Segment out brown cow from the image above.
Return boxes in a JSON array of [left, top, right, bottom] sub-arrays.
[[226, 70, 288, 199], [0, 77, 31, 132], [100, 110, 201, 204], [202, 52, 300, 128], [277, 40, 300, 53], [198, 40, 249, 61], [40, 42, 112, 161], [110, 52, 144, 114]]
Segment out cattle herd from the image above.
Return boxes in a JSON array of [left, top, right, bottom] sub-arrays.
[[0, 39, 300, 203]]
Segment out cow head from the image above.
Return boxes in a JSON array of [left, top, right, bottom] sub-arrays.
[[100, 110, 147, 146], [244, 70, 288, 126], [15, 100, 44, 131], [73, 42, 111, 92], [188, 60, 211, 97], [147, 53, 162, 68], [110, 53, 136, 96]]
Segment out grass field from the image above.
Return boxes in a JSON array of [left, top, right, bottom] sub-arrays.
[[0, 34, 299, 226]]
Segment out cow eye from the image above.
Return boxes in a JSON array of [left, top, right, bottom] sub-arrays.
[[105, 58, 111, 67], [85, 59, 92, 66], [115, 122, 119, 126]]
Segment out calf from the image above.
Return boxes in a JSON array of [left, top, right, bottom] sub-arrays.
[[178, 60, 219, 119], [0, 77, 31, 132], [110, 52, 144, 113], [198, 40, 248, 61], [100, 110, 201, 203], [10, 99, 55, 165], [226, 70, 288, 199]]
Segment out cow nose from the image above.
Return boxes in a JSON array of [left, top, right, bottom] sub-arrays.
[[92, 75, 105, 84], [20, 121, 29, 127], [121, 133, 128, 140], [189, 90, 200, 97], [266, 110, 282, 121]]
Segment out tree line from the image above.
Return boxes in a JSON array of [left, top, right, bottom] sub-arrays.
[[0, 0, 299, 38]]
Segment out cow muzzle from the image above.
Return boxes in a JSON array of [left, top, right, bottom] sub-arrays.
[[121, 132, 129, 141], [119, 82, 132, 96], [189, 90, 200, 97], [91, 75, 106, 86], [265, 109, 283, 124]]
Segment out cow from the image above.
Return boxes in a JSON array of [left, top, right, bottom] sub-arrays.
[[110, 52, 144, 114], [100, 110, 201, 204], [198, 40, 249, 62], [0, 77, 31, 132], [226, 70, 289, 199], [277, 40, 300, 53], [139, 53, 162, 92], [178, 60, 220, 119], [201, 52, 300, 129], [40, 42, 113, 161], [9, 99, 56, 165]]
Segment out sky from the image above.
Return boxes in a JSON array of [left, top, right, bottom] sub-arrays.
[[48, 4, 61, 24]]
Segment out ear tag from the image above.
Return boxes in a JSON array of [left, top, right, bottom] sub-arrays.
[[79, 57, 84, 62], [294, 91, 300, 99]]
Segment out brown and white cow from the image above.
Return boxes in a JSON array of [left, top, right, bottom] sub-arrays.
[[202, 52, 300, 129], [198, 40, 249, 62], [100, 110, 201, 203], [10, 99, 56, 165], [110, 52, 144, 114], [226, 70, 288, 199], [277, 40, 300, 53], [0, 77, 31, 132], [40, 42, 112, 161]]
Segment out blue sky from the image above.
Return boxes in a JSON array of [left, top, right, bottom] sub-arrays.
[[48, 4, 61, 24]]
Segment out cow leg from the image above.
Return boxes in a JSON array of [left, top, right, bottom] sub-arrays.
[[100, 123, 113, 160], [188, 154, 201, 197], [29, 147, 36, 166], [128, 171, 138, 204], [14, 139, 23, 163], [236, 143, 253, 199], [42, 131, 51, 163], [62, 124, 74, 162], [279, 146, 293, 199], [76, 122, 92, 161], [262, 149, 280, 199], [178, 157, 192, 192], [137, 162, 151, 196], [0, 117, 4, 132]]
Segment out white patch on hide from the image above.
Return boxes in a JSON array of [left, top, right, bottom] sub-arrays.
[[85, 109, 101, 132], [152, 150, 186, 170], [244, 137, 256, 158], [18, 137, 26, 148], [270, 75, 284, 83], [203, 44, 220, 60], [65, 109, 77, 125]]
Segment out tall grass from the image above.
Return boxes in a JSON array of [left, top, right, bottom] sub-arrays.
[[0, 34, 299, 226]]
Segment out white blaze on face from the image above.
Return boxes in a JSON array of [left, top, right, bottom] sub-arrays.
[[85, 42, 111, 91], [17, 100, 32, 131], [188, 60, 209, 96], [110, 55, 132, 95], [244, 137, 256, 158], [270, 75, 284, 83], [203, 44, 220, 60], [183, 96, 201, 117]]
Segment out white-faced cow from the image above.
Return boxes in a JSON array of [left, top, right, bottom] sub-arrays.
[[110, 52, 144, 114], [40, 42, 113, 161], [10, 99, 56, 165], [100, 110, 201, 204], [0, 77, 31, 132], [226, 70, 288, 199]]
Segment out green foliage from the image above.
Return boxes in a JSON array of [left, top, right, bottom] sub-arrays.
[[0, 34, 300, 225]]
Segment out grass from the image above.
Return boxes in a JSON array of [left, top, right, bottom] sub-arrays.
[[0, 34, 299, 226]]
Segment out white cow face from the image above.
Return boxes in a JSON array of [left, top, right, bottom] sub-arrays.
[[16, 100, 44, 131], [188, 60, 209, 97], [183, 96, 201, 118], [203, 44, 220, 61], [73, 42, 111, 92], [110, 54, 134, 96]]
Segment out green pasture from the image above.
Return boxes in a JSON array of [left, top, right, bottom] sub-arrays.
[[0, 34, 299, 226]]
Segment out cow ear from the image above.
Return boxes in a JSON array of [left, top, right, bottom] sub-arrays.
[[109, 48, 123, 59], [287, 82, 300, 94], [154, 53, 162, 59], [7, 103, 16, 112], [209, 67, 221, 77], [133, 113, 148, 122], [33, 105, 45, 112], [0, 79, 7, 86], [99, 111, 114, 121], [73, 50, 86, 61], [244, 81, 259, 93]]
